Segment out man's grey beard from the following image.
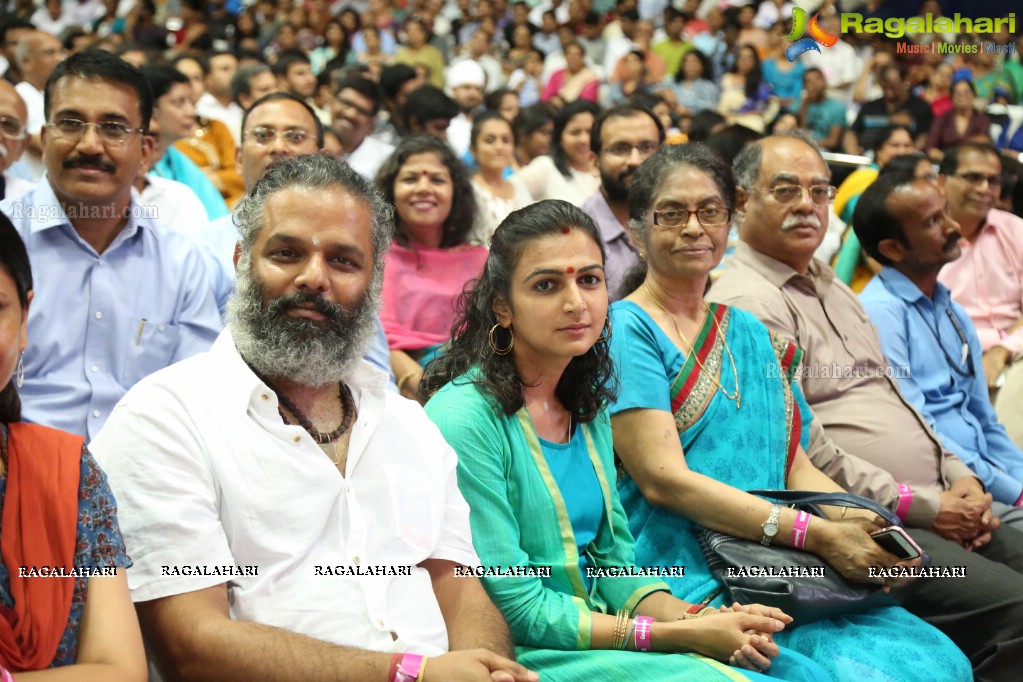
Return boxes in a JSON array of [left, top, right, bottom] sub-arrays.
[[227, 255, 381, 387]]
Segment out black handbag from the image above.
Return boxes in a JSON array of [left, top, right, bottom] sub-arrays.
[[698, 490, 927, 623]]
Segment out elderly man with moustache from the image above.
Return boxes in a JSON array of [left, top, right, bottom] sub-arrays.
[[707, 131, 1023, 680], [91, 154, 538, 682], [13, 30, 63, 180]]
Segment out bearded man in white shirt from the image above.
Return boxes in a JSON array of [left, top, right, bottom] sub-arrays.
[[91, 154, 537, 682]]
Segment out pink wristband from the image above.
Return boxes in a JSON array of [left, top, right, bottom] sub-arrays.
[[1, 668, 13, 682], [1014, 490, 1023, 508], [791, 510, 810, 549], [895, 484, 913, 520], [394, 654, 423, 682], [634, 615, 654, 652]]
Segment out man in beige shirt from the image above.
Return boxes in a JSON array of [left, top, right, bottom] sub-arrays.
[[708, 132, 1023, 680]]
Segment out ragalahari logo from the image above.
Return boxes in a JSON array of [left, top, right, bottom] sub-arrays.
[[785, 8, 839, 62]]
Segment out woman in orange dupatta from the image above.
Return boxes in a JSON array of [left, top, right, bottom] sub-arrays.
[[0, 217, 145, 679]]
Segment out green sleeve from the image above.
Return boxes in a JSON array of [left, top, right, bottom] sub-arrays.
[[586, 411, 671, 613], [425, 389, 594, 650]]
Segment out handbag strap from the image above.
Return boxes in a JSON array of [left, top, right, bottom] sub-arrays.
[[747, 489, 901, 527]]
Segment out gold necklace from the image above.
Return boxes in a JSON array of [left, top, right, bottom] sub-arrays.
[[644, 284, 742, 409]]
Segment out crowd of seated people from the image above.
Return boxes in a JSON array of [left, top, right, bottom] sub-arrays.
[[2, 0, 1023, 679]]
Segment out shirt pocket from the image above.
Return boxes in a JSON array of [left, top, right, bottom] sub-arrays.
[[382, 464, 436, 553], [121, 318, 181, 386]]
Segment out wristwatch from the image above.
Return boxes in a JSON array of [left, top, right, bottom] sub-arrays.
[[761, 504, 781, 546]]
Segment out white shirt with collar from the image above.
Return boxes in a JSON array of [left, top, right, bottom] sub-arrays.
[[139, 174, 209, 235], [196, 92, 245, 145], [91, 329, 480, 660], [2, 172, 34, 200], [346, 135, 395, 183]]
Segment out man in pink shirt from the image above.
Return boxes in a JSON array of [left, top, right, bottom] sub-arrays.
[[938, 142, 1023, 449]]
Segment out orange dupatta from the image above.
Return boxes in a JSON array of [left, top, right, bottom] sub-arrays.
[[0, 422, 82, 671]]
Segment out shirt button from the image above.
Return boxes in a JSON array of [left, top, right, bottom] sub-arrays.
[[353, 556, 361, 565], [90, 365, 98, 373], [260, 393, 269, 400], [377, 619, 385, 628], [158, 324, 166, 332], [94, 311, 103, 319], [293, 435, 301, 442], [92, 410, 100, 418]]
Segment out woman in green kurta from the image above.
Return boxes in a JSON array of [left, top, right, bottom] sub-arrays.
[[422, 200, 800, 682]]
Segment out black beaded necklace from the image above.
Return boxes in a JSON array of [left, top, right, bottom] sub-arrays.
[[274, 382, 355, 444], [252, 364, 355, 444]]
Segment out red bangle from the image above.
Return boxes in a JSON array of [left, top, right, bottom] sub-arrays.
[[685, 603, 704, 616], [387, 654, 401, 682], [896, 484, 913, 520]]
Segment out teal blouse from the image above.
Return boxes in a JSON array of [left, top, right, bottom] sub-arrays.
[[425, 375, 670, 651], [538, 429, 602, 591]]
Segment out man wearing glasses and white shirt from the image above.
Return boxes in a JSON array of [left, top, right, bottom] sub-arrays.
[[0, 80, 35, 199], [0, 49, 220, 439]]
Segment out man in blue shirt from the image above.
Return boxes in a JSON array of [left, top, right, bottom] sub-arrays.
[[0, 50, 221, 439], [855, 170, 1023, 517]]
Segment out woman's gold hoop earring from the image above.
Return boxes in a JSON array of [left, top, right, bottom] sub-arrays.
[[488, 324, 514, 355], [598, 318, 612, 343], [16, 350, 25, 388]]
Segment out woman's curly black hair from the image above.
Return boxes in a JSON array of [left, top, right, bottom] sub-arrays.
[[375, 134, 478, 248], [419, 200, 616, 421]]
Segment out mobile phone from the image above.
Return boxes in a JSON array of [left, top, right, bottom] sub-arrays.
[[871, 526, 922, 560]]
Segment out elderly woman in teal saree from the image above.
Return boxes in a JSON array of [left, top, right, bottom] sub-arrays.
[[422, 200, 805, 682], [607, 144, 972, 681]]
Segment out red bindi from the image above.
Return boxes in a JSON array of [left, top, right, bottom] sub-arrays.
[[560, 226, 571, 234], [565, 266, 575, 274]]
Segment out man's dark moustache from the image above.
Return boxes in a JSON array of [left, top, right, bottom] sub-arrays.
[[63, 157, 116, 172], [273, 292, 342, 317]]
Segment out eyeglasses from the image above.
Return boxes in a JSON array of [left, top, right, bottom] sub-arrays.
[[952, 172, 1002, 188], [652, 205, 730, 228], [602, 141, 659, 158], [0, 115, 26, 141], [45, 118, 145, 144], [336, 96, 374, 118], [754, 184, 837, 205], [243, 127, 311, 146]]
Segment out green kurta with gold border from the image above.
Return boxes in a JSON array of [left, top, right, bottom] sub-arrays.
[[425, 373, 671, 651]]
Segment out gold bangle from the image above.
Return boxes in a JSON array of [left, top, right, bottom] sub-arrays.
[[416, 656, 429, 682], [612, 609, 629, 650], [396, 370, 419, 393], [840, 506, 849, 519]]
